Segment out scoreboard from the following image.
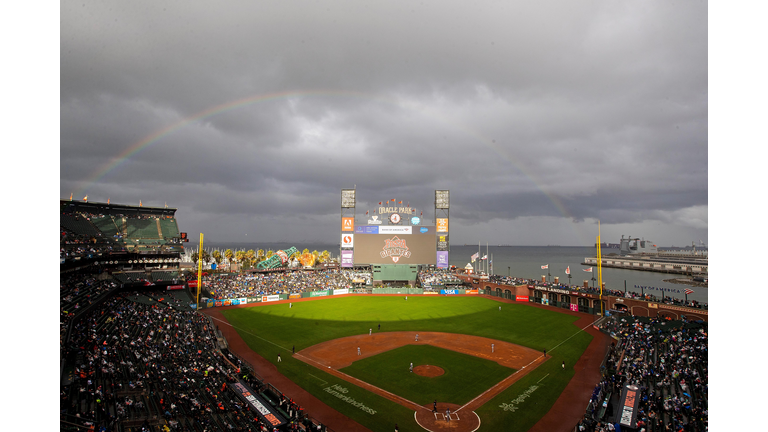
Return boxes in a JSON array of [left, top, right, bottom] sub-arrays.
[[350, 225, 437, 265]]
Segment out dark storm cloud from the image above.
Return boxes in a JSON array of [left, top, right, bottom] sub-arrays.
[[60, 0, 707, 245]]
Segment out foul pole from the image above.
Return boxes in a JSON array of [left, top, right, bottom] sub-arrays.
[[597, 222, 604, 316], [196, 233, 204, 308]]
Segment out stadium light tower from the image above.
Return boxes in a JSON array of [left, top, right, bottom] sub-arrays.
[[435, 190, 450, 269], [340, 188, 356, 267]]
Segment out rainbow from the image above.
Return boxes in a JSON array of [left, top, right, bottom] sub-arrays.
[[71, 89, 582, 241]]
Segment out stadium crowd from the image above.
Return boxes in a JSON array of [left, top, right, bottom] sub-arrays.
[[488, 275, 707, 309], [202, 269, 372, 300], [61, 284, 326, 432], [577, 315, 708, 431], [417, 268, 462, 289]]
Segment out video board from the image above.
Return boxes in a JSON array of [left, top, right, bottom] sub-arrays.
[[352, 225, 437, 265]]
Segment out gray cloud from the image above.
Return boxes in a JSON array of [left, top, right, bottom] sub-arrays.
[[60, 0, 708, 246]]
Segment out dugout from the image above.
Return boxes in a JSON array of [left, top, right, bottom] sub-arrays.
[[372, 264, 418, 286]]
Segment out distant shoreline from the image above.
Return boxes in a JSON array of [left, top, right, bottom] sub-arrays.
[[663, 278, 708, 288]]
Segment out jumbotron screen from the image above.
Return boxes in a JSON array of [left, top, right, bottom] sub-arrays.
[[351, 225, 436, 265]]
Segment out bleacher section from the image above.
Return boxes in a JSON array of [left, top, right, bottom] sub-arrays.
[[60, 200, 185, 268], [580, 316, 708, 431]]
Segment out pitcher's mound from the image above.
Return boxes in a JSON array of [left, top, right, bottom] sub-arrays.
[[414, 365, 445, 377]]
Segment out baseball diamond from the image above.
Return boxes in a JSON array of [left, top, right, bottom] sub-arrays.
[[209, 294, 609, 432]]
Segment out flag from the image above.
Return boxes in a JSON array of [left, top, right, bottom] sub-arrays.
[[366, 211, 369, 215], [69, 193, 73, 201], [83, 195, 88, 202], [379, 202, 382, 205], [139, 200, 143, 207], [107, 198, 110, 204], [481, 255, 487, 260], [583, 267, 593, 272], [684, 288, 694, 295], [471, 252, 479, 262], [541, 264, 548, 269], [398, 200, 402, 204], [565, 266, 570, 275]]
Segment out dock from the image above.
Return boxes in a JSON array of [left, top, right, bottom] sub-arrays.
[[583, 255, 707, 276]]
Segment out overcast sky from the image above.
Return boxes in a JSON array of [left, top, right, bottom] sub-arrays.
[[58, 1, 710, 247]]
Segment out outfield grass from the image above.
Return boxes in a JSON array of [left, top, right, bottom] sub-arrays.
[[222, 295, 593, 432]]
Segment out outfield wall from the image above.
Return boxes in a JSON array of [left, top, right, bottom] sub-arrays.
[[193, 278, 707, 321]]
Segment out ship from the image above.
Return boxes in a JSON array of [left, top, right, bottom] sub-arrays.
[[619, 235, 658, 256]]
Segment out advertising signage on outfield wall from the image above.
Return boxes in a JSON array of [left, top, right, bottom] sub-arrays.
[[353, 226, 437, 265], [341, 250, 354, 268], [436, 251, 449, 268]]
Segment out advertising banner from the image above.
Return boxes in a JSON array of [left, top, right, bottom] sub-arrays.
[[247, 297, 260, 304], [378, 226, 412, 235], [436, 251, 449, 268], [288, 293, 301, 299], [516, 295, 529, 302], [355, 225, 379, 234], [231, 381, 287, 428], [617, 385, 640, 428], [466, 289, 479, 294], [436, 218, 449, 233], [206, 300, 214, 308], [569, 304, 578, 312], [440, 289, 460, 295], [261, 295, 281, 302], [239, 298, 248, 304], [437, 235, 449, 251], [341, 217, 354, 232], [333, 288, 349, 295], [341, 250, 354, 268], [215, 300, 223, 307], [367, 215, 383, 225], [310, 290, 329, 297], [341, 233, 354, 248], [223, 299, 232, 306], [166, 285, 184, 290], [230, 299, 240, 306]]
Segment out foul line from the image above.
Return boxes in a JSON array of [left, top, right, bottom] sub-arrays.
[[456, 317, 599, 414], [207, 314, 290, 352]]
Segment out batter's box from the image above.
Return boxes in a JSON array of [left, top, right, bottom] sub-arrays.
[[450, 413, 460, 421], [434, 413, 445, 421]]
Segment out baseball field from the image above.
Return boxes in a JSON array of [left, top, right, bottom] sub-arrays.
[[217, 295, 595, 432]]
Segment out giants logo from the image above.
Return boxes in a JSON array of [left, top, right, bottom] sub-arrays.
[[380, 236, 412, 263]]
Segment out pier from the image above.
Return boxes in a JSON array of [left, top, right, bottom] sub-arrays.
[[583, 256, 707, 276]]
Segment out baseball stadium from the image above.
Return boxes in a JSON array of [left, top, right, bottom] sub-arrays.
[[60, 193, 708, 432]]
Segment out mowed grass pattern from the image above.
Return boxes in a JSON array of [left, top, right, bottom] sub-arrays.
[[222, 295, 593, 432], [340, 344, 515, 406]]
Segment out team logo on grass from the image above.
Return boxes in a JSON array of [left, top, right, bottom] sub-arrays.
[[499, 384, 540, 412], [380, 236, 411, 263]]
